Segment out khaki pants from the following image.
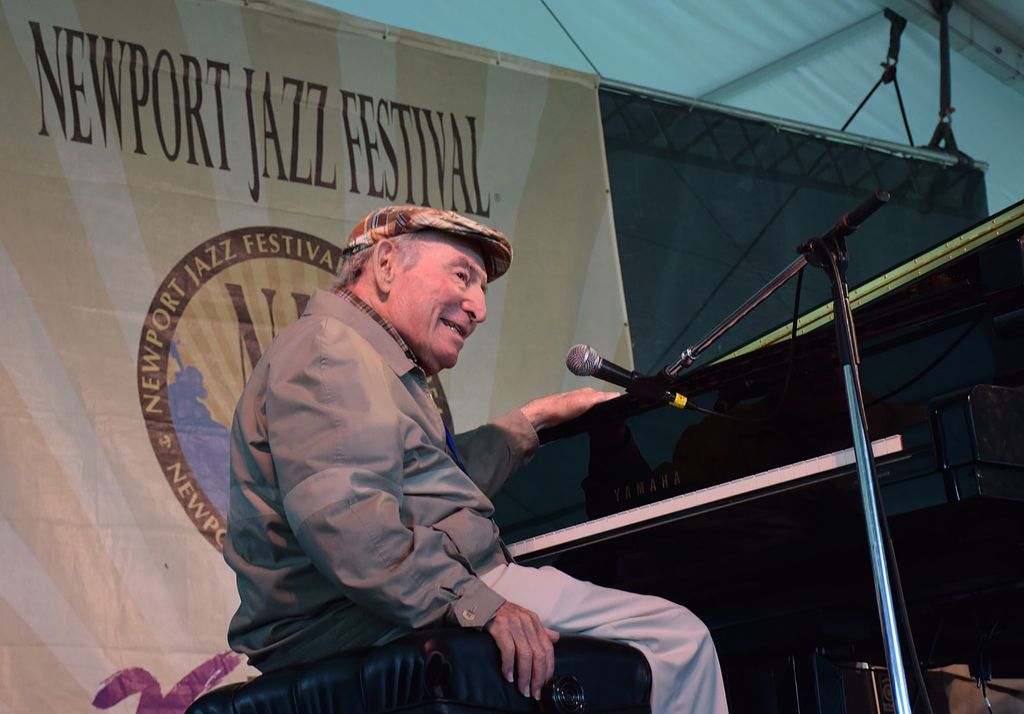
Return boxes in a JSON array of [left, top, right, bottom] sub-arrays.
[[481, 562, 729, 714]]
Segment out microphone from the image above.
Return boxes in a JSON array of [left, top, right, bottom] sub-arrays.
[[565, 344, 638, 390], [565, 344, 688, 409]]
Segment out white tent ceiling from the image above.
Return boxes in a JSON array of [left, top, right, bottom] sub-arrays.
[[312, 0, 1023, 212]]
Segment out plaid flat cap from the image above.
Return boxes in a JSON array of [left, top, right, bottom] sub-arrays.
[[343, 205, 513, 281]]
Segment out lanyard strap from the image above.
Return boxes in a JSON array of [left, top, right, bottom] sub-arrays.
[[443, 424, 469, 474]]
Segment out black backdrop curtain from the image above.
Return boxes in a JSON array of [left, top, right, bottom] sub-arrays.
[[601, 87, 987, 375]]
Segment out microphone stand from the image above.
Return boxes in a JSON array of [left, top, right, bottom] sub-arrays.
[[661, 190, 917, 714]]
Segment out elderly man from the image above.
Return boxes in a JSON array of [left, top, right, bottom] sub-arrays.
[[224, 206, 728, 712]]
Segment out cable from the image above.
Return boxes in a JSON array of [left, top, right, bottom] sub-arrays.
[[978, 677, 994, 714], [865, 317, 980, 407], [538, 0, 601, 77], [756, 269, 805, 421], [678, 269, 806, 423]]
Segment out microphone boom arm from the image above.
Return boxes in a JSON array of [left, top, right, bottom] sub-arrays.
[[661, 190, 889, 379], [661, 254, 808, 378]]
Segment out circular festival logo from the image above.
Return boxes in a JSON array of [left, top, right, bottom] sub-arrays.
[[136, 228, 340, 550]]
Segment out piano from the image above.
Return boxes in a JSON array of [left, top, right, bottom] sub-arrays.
[[504, 199, 1024, 708]]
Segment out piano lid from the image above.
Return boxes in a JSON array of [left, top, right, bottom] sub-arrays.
[[539, 197, 1024, 445], [712, 197, 1024, 365]]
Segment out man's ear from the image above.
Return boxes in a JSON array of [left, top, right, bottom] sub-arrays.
[[371, 239, 398, 294]]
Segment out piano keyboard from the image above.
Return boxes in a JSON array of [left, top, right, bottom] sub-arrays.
[[507, 434, 905, 561]]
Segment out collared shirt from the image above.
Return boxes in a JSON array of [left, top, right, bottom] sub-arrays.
[[333, 286, 416, 364], [333, 286, 456, 438]]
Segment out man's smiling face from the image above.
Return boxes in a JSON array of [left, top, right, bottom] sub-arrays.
[[384, 231, 489, 375]]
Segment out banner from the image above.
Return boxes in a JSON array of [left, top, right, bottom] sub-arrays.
[[0, 0, 629, 710]]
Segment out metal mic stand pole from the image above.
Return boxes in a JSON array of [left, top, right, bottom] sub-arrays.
[[660, 191, 916, 714], [799, 219, 913, 714]]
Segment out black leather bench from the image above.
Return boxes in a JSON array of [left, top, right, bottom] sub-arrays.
[[186, 629, 652, 713]]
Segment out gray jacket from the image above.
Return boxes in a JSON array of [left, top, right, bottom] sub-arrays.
[[224, 289, 538, 670]]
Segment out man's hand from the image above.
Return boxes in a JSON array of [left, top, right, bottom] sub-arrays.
[[519, 387, 618, 431], [484, 601, 560, 699]]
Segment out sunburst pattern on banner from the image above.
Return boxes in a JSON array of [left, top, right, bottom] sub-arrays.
[[0, 0, 628, 710], [171, 255, 331, 436]]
